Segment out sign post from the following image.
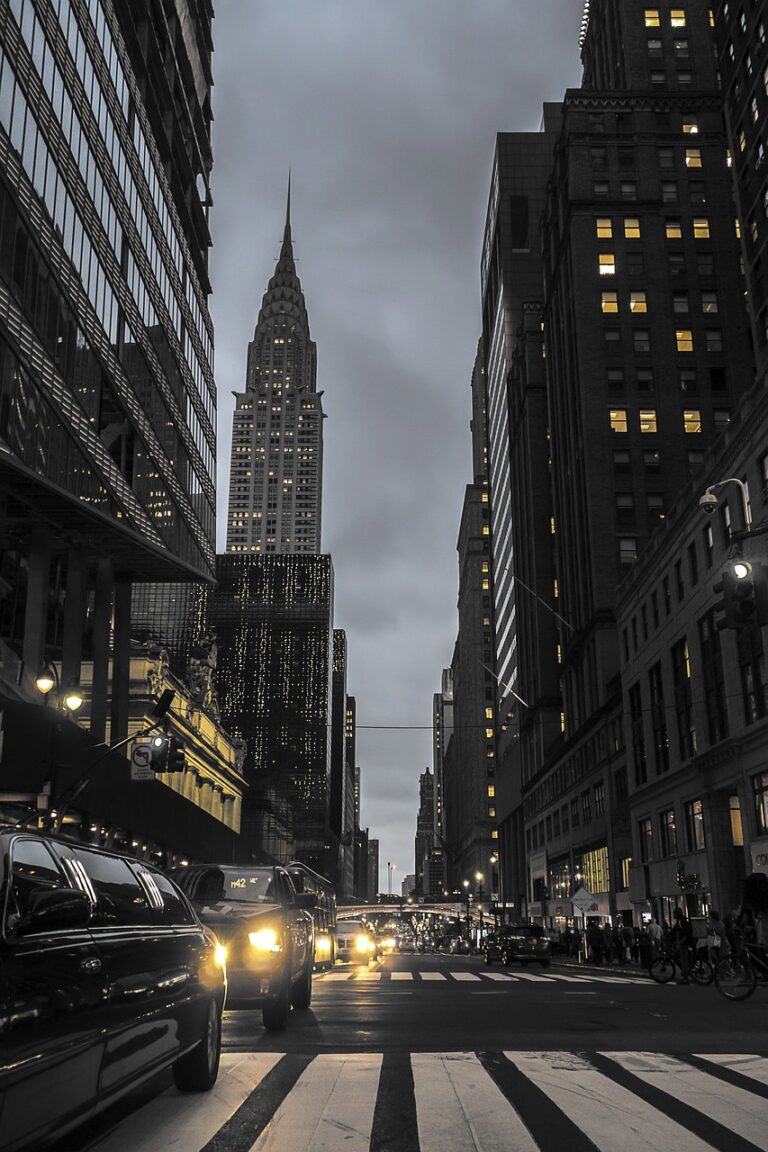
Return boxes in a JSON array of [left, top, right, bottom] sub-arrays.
[[130, 740, 154, 782]]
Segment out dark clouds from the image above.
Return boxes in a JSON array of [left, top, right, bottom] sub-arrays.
[[211, 2, 583, 890]]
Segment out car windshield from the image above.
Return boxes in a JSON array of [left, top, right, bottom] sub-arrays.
[[338, 921, 364, 934], [177, 867, 276, 905], [503, 925, 542, 938]]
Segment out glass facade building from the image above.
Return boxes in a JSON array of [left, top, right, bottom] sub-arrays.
[[0, 0, 216, 800]]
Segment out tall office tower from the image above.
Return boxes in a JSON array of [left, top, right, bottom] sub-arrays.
[[329, 630, 356, 894], [367, 838, 379, 900], [515, 0, 754, 923], [226, 185, 324, 555], [715, 2, 768, 369], [414, 767, 435, 896], [432, 667, 453, 859], [0, 1, 215, 776], [210, 554, 335, 873]]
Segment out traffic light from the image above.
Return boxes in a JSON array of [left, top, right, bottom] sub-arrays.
[[167, 736, 186, 773], [713, 561, 768, 631], [148, 734, 170, 772]]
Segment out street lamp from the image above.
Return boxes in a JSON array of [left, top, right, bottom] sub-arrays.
[[36, 664, 57, 697], [462, 879, 471, 933], [35, 663, 83, 713], [475, 871, 485, 931]]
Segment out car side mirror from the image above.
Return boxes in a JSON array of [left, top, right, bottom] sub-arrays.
[[20, 887, 92, 934], [293, 893, 316, 911]]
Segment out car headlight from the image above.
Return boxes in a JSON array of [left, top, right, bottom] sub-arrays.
[[355, 934, 371, 953], [383, 937, 396, 949], [315, 936, 331, 954], [214, 943, 227, 969], [249, 928, 282, 952]]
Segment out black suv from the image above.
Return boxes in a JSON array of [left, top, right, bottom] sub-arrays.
[[483, 923, 551, 968], [171, 864, 315, 1031], [0, 827, 226, 1152]]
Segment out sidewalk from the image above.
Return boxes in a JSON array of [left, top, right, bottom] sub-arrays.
[[553, 955, 650, 978]]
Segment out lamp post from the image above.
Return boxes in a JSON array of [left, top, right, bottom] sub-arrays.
[[475, 870, 485, 931], [462, 879, 471, 933], [36, 662, 84, 714]]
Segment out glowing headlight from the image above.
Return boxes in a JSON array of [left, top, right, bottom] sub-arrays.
[[383, 937, 396, 949], [214, 943, 227, 968], [355, 934, 371, 953], [249, 928, 282, 952], [316, 936, 331, 954]]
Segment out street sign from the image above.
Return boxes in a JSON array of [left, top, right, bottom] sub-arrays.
[[130, 741, 155, 782], [571, 886, 598, 915]]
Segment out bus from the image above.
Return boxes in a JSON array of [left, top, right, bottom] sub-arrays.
[[286, 861, 338, 969]]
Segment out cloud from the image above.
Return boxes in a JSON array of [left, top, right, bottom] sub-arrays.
[[211, 0, 583, 888]]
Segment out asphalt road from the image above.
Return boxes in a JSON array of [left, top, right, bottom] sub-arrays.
[[67, 951, 768, 1152]]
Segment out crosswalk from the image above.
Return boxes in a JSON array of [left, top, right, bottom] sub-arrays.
[[85, 1050, 768, 1152], [317, 968, 655, 986]]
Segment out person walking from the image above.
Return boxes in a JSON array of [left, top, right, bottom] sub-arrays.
[[613, 922, 625, 965], [670, 907, 694, 984], [622, 922, 636, 965], [602, 921, 614, 964], [647, 917, 663, 961], [587, 920, 603, 965], [706, 909, 729, 964]]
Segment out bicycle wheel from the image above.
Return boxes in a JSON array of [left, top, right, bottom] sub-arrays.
[[649, 956, 676, 983], [714, 955, 757, 1001], [691, 957, 714, 986]]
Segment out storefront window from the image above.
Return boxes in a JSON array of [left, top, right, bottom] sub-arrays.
[[753, 772, 768, 835]]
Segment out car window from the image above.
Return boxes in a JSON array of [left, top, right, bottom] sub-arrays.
[[73, 847, 153, 926], [151, 871, 195, 925], [174, 866, 276, 905], [6, 838, 64, 927]]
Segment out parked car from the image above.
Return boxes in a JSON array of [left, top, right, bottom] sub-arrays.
[[483, 923, 551, 968], [171, 864, 314, 1031], [0, 826, 225, 1152], [396, 931, 416, 953], [336, 919, 375, 963]]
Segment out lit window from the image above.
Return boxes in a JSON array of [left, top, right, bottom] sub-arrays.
[[485, 707, 493, 720], [488, 785, 495, 798], [602, 291, 619, 313], [693, 217, 710, 239], [599, 253, 616, 275], [676, 329, 694, 352], [491, 830, 499, 840], [644, 8, 661, 26], [682, 120, 699, 134], [685, 148, 702, 168], [701, 292, 718, 313], [624, 217, 641, 238], [640, 409, 658, 433], [670, 9, 686, 27], [596, 217, 613, 238], [610, 409, 629, 433], [684, 409, 702, 432], [736, 218, 742, 238], [488, 807, 496, 818], [666, 219, 683, 239], [630, 290, 648, 313]]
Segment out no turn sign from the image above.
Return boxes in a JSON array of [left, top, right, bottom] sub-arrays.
[[131, 741, 154, 781]]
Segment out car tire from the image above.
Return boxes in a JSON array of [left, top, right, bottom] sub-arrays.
[[292, 964, 313, 1011], [263, 985, 291, 1032], [540, 960, 551, 969], [483, 951, 493, 966], [173, 997, 222, 1092]]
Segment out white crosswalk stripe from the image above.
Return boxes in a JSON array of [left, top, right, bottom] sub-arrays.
[[83, 1050, 768, 1152], [318, 968, 658, 986], [418, 971, 447, 980]]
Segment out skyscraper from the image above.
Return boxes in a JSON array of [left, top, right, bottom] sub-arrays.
[[226, 181, 324, 555]]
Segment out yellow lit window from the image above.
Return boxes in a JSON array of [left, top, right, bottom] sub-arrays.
[[610, 408, 628, 433], [560, 713, 566, 733], [485, 707, 493, 720], [736, 218, 742, 238], [708, 9, 714, 28], [685, 148, 702, 168], [596, 217, 613, 238], [550, 516, 556, 534], [676, 329, 694, 352], [666, 219, 682, 239], [684, 641, 692, 678], [482, 579, 490, 590], [488, 807, 496, 819], [602, 291, 619, 313], [482, 525, 490, 536], [482, 561, 489, 573], [671, 9, 686, 27], [481, 491, 488, 503], [693, 217, 710, 238], [599, 253, 616, 275], [625, 217, 641, 239], [644, 8, 660, 26], [684, 409, 701, 432], [557, 644, 562, 664], [488, 785, 496, 798], [630, 291, 647, 313], [739, 130, 747, 152], [554, 578, 560, 598], [682, 121, 699, 134], [491, 830, 499, 840], [639, 409, 657, 433], [486, 728, 494, 739]]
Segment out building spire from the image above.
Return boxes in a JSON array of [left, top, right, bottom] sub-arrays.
[[281, 170, 292, 255]]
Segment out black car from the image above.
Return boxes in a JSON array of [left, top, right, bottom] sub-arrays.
[[483, 923, 551, 967], [171, 864, 315, 1031], [0, 827, 226, 1152]]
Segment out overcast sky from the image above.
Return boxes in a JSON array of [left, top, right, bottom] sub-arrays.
[[210, 2, 584, 892]]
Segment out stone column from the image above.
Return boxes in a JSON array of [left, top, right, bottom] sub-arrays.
[[22, 536, 51, 678], [61, 548, 87, 690], [110, 580, 132, 744], [90, 559, 113, 742]]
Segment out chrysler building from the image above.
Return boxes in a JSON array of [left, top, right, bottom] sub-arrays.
[[226, 182, 324, 553]]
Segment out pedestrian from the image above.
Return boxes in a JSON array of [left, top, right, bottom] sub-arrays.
[[670, 907, 694, 984], [637, 926, 652, 968], [602, 921, 614, 964], [647, 917, 663, 961], [622, 922, 636, 964], [571, 926, 583, 959], [613, 922, 625, 964], [587, 920, 603, 965], [706, 909, 729, 964]]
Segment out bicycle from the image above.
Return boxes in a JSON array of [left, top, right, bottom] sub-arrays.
[[648, 943, 713, 985], [713, 942, 768, 1001]]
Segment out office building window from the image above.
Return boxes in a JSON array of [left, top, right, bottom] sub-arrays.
[[676, 330, 694, 352], [614, 450, 631, 472], [619, 537, 638, 564], [739, 627, 767, 725], [662, 181, 679, 203], [673, 293, 690, 313], [648, 37, 663, 57], [610, 409, 628, 433], [607, 368, 625, 390], [647, 494, 665, 522], [666, 219, 683, 239], [649, 661, 670, 774], [638, 817, 653, 862], [595, 782, 606, 816], [699, 609, 728, 745], [625, 217, 642, 239], [702, 292, 719, 314], [671, 637, 697, 761], [599, 253, 616, 275], [713, 409, 730, 432], [706, 330, 723, 352], [659, 809, 678, 857], [693, 217, 710, 238], [629, 682, 647, 786], [602, 291, 619, 313], [631, 291, 648, 313], [640, 409, 657, 433], [753, 771, 768, 835], [628, 252, 645, 276], [634, 329, 651, 352], [644, 9, 660, 26], [684, 409, 701, 432], [671, 9, 686, 26], [596, 217, 613, 238], [637, 369, 654, 391], [685, 799, 705, 851], [688, 541, 698, 585], [621, 181, 638, 200], [680, 369, 697, 391], [686, 148, 702, 168], [644, 449, 661, 471]]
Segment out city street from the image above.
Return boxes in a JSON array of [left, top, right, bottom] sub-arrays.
[[69, 952, 768, 1151]]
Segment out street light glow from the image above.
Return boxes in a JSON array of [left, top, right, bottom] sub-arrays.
[[734, 561, 751, 580], [35, 665, 57, 695], [63, 681, 84, 712]]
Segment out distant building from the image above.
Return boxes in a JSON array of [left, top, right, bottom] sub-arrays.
[[367, 838, 380, 900], [226, 183, 324, 555], [415, 767, 435, 895], [432, 668, 453, 873], [401, 874, 416, 900], [210, 553, 335, 875], [330, 631, 356, 894], [354, 826, 370, 900]]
